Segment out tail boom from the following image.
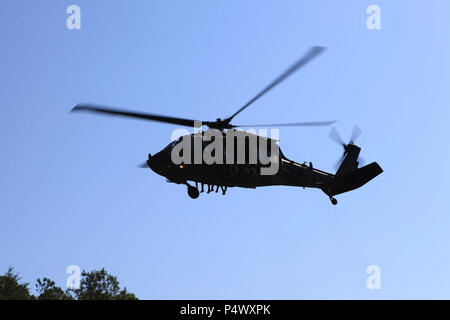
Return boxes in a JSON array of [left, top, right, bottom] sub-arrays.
[[325, 162, 383, 196]]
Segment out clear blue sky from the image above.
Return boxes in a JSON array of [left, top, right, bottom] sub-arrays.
[[1, 0, 449, 299]]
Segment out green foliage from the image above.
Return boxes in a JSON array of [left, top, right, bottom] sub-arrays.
[[0, 267, 33, 300], [68, 268, 137, 300], [0, 266, 137, 300], [36, 277, 73, 300]]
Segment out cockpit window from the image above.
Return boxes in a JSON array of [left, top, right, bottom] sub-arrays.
[[165, 136, 186, 149], [164, 140, 178, 150]]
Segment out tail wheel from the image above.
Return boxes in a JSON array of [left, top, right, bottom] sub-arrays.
[[330, 197, 337, 205], [187, 186, 200, 199]]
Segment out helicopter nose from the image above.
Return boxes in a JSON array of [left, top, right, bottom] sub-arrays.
[[147, 153, 160, 171], [147, 151, 169, 175], [146, 153, 153, 168]]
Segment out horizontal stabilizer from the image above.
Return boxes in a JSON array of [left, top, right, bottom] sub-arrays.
[[329, 162, 383, 196]]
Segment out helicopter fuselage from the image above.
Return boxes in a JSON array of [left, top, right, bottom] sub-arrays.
[[147, 130, 322, 185], [147, 141, 334, 189], [72, 46, 383, 204], [146, 130, 383, 204]]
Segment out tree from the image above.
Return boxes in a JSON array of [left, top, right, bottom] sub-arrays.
[[0, 267, 33, 300], [68, 268, 137, 300], [36, 277, 73, 300], [0, 267, 137, 300]]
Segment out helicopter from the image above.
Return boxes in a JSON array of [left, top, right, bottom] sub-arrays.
[[71, 46, 383, 205]]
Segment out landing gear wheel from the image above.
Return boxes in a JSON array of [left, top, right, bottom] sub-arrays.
[[187, 186, 200, 199], [330, 197, 337, 205]]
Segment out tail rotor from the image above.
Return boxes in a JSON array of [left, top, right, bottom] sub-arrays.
[[329, 125, 365, 169]]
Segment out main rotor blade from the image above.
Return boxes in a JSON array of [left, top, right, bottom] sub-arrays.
[[226, 46, 326, 122], [232, 120, 336, 128], [72, 104, 200, 127]]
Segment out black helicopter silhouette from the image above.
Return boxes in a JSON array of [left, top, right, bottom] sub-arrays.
[[71, 47, 382, 205]]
